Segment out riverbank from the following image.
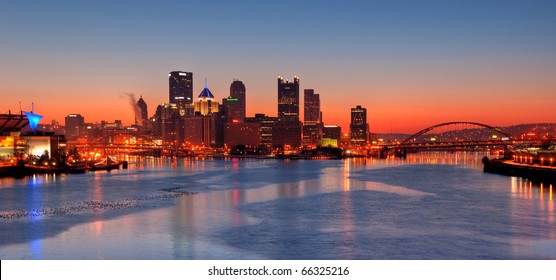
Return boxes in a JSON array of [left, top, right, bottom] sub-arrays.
[[0, 165, 61, 178], [0, 154, 344, 178], [483, 157, 556, 184], [0, 161, 125, 178]]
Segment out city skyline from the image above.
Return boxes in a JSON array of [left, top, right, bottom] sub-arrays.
[[2, 1, 556, 133]]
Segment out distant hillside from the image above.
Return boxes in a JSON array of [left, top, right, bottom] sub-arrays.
[[500, 123, 556, 138], [375, 133, 411, 142]]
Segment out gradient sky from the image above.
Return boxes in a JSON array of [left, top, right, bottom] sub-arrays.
[[1, 0, 555, 133]]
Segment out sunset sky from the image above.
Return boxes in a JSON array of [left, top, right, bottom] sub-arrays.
[[1, 0, 555, 133]]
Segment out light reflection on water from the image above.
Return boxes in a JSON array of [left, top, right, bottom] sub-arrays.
[[0, 152, 554, 259]]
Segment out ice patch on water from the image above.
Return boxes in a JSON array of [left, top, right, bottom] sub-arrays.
[[360, 180, 435, 197], [0, 188, 196, 221]]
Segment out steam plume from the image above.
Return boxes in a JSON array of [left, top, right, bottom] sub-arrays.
[[122, 92, 142, 125]]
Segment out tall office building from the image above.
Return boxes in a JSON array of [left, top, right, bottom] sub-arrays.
[[216, 80, 246, 145], [136, 96, 148, 126], [321, 125, 342, 147], [274, 76, 302, 149], [184, 116, 212, 147], [304, 89, 321, 125], [169, 71, 193, 106], [350, 105, 368, 147], [303, 89, 322, 147], [277, 76, 300, 123], [150, 105, 163, 137], [246, 114, 278, 148], [229, 80, 246, 122], [222, 97, 242, 123], [159, 103, 185, 146], [194, 86, 219, 116], [323, 125, 342, 140], [65, 114, 85, 140], [213, 104, 228, 147]]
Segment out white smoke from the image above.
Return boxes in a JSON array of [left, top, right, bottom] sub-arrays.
[[122, 92, 142, 125]]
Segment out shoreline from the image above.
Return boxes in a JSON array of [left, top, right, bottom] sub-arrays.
[[0, 161, 124, 179], [0, 155, 345, 179], [483, 157, 556, 185]]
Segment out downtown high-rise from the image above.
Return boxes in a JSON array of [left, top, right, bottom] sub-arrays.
[[218, 80, 259, 148], [136, 96, 148, 127], [65, 114, 85, 140], [303, 89, 321, 126], [229, 80, 246, 123], [169, 71, 193, 106], [273, 76, 302, 149], [303, 89, 322, 147], [350, 105, 368, 147], [277, 76, 300, 123]]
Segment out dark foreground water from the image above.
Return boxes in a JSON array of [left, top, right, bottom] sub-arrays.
[[0, 153, 554, 259]]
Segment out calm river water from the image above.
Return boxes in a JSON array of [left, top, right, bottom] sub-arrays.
[[0, 152, 554, 259]]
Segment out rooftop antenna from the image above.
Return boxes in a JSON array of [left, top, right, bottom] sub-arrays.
[[23, 102, 43, 133], [19, 100, 22, 114]]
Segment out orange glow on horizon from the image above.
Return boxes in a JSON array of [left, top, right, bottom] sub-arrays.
[[4, 76, 555, 134]]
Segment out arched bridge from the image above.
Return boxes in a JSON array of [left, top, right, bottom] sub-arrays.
[[401, 122, 513, 145], [380, 121, 514, 158]]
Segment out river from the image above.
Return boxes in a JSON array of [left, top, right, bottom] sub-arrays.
[[0, 152, 554, 259]]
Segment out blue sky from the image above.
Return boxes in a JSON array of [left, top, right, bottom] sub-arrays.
[[1, 0, 555, 132]]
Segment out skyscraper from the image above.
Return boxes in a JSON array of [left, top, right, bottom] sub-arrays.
[[229, 80, 246, 122], [323, 125, 342, 140], [322, 125, 342, 147], [277, 76, 299, 123], [246, 114, 278, 148], [158, 103, 184, 146], [169, 71, 193, 106], [184, 116, 212, 147], [222, 97, 241, 122], [303, 89, 322, 148], [274, 76, 302, 149], [350, 105, 368, 147], [65, 114, 85, 140], [304, 89, 321, 125], [136, 96, 148, 126], [194, 86, 219, 116]]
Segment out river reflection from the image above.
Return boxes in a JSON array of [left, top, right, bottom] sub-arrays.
[[0, 153, 555, 259]]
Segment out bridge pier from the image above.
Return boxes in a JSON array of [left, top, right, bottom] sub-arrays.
[[394, 148, 407, 159], [153, 149, 162, 157], [379, 148, 389, 159], [378, 147, 406, 159]]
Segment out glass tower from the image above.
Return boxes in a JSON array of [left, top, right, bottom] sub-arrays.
[[303, 89, 321, 126], [277, 76, 299, 124], [169, 71, 193, 106], [350, 105, 367, 146], [229, 80, 246, 122]]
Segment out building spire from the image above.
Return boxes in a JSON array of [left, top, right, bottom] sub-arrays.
[[205, 78, 207, 88]]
